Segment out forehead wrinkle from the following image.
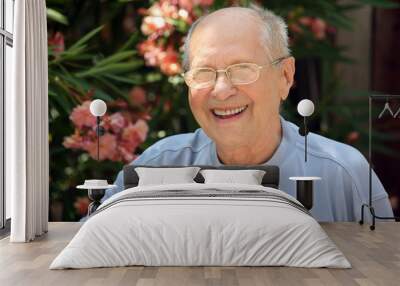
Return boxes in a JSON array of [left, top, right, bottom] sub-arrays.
[[191, 43, 264, 69]]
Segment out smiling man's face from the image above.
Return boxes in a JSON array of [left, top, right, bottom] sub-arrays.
[[187, 8, 293, 149]]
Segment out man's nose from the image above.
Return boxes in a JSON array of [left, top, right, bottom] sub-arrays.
[[210, 72, 236, 100]]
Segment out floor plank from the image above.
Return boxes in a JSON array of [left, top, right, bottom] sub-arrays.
[[0, 222, 399, 286]]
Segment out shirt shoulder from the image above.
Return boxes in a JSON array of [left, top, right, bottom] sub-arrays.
[[285, 120, 366, 171], [134, 128, 213, 165], [284, 119, 386, 201]]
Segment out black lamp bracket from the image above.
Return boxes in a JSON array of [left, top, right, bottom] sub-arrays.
[[96, 116, 105, 136]]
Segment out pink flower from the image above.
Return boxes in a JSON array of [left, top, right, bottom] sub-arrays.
[[288, 23, 303, 34], [159, 1, 179, 19], [137, 39, 164, 67], [120, 124, 143, 162], [118, 145, 137, 163], [179, 0, 213, 11], [69, 101, 96, 129], [63, 133, 84, 149], [108, 99, 129, 109], [298, 16, 312, 26], [311, 18, 326, 40], [119, 119, 148, 162], [132, 119, 149, 142], [65, 99, 150, 163], [122, 120, 148, 145], [108, 112, 126, 133], [141, 16, 168, 35], [120, 138, 141, 154], [129, 87, 147, 105], [48, 31, 65, 55], [87, 133, 118, 161], [198, 0, 213, 6], [297, 17, 327, 40], [158, 47, 182, 75], [148, 3, 163, 17], [178, 0, 194, 11], [346, 131, 360, 144]]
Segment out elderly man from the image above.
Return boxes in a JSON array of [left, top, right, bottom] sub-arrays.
[[103, 6, 393, 221]]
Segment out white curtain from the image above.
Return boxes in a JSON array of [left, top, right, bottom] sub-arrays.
[[8, 0, 49, 242]]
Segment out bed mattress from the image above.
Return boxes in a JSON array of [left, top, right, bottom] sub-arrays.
[[50, 183, 351, 269]]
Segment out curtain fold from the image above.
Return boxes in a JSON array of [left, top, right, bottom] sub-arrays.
[[9, 0, 49, 242]]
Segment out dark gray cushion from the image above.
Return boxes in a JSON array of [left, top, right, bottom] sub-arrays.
[[123, 165, 279, 189]]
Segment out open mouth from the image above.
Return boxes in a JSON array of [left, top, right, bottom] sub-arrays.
[[211, 105, 248, 120]]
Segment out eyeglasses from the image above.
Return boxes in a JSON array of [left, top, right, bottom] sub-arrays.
[[182, 56, 289, 89]]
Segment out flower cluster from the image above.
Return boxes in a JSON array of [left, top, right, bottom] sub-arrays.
[[137, 0, 213, 75], [48, 31, 65, 56], [288, 9, 335, 41], [63, 88, 150, 163]]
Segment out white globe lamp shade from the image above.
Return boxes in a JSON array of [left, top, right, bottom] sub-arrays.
[[297, 99, 314, 117], [90, 99, 107, 117]]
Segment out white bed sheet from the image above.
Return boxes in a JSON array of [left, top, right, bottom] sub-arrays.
[[50, 183, 351, 269]]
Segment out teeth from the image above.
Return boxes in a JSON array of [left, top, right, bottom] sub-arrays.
[[213, 105, 247, 116]]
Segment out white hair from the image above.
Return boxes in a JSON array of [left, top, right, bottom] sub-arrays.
[[182, 4, 291, 71]]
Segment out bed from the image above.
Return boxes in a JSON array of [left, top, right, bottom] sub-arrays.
[[50, 165, 351, 269]]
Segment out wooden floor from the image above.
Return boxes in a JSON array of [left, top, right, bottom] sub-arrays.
[[0, 222, 399, 286]]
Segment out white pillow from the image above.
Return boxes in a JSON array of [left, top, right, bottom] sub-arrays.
[[200, 169, 266, 185], [135, 167, 201, 186]]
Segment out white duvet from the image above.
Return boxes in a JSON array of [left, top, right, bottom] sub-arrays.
[[50, 183, 351, 269]]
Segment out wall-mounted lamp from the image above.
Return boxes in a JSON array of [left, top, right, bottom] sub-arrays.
[[290, 99, 320, 211], [77, 99, 115, 216], [89, 99, 107, 161], [297, 99, 315, 162]]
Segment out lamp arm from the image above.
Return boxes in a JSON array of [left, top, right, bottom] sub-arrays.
[[97, 116, 100, 161], [304, 117, 307, 162]]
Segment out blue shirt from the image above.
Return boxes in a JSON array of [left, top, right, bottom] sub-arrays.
[[103, 116, 393, 222]]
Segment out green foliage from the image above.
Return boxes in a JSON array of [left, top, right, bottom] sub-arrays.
[[47, 8, 69, 25]]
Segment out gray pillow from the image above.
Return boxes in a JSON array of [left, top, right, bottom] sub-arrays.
[[200, 169, 266, 185], [135, 167, 201, 186]]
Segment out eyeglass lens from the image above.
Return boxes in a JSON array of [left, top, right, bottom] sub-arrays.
[[187, 64, 260, 88]]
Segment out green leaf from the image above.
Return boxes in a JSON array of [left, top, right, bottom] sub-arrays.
[[118, 32, 139, 52], [50, 46, 89, 65], [105, 74, 144, 85], [47, 8, 69, 25], [67, 26, 104, 53], [53, 68, 87, 95], [93, 76, 129, 100], [48, 89, 73, 114], [95, 51, 138, 67], [75, 61, 143, 78], [145, 72, 163, 82], [93, 88, 114, 101], [210, 0, 225, 10]]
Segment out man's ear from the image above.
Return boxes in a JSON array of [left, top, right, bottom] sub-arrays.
[[279, 56, 295, 101]]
